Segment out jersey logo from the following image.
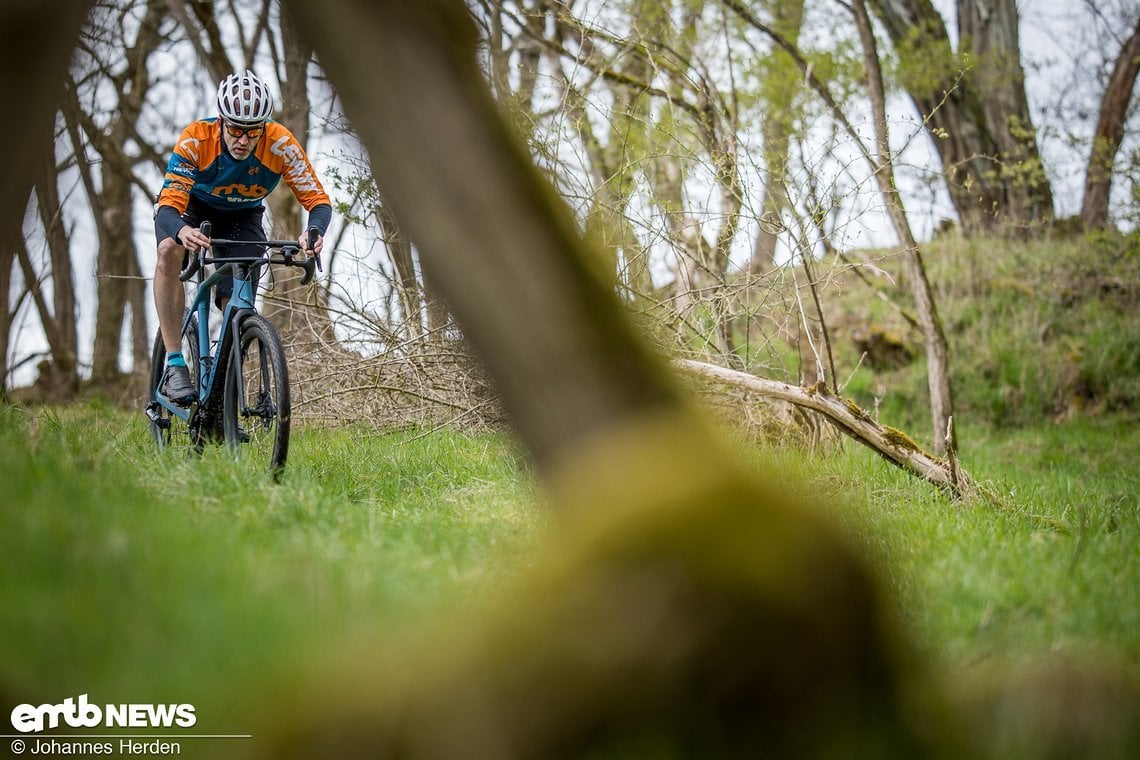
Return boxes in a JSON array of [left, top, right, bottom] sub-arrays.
[[270, 135, 319, 193], [178, 136, 201, 162], [212, 183, 269, 200]]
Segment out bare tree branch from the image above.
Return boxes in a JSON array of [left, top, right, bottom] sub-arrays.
[[675, 358, 985, 500]]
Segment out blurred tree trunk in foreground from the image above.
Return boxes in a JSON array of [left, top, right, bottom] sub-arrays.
[[0, 1, 91, 394], [264, 0, 924, 755], [0, 1, 91, 270], [0, 249, 13, 395], [282, 0, 686, 468]]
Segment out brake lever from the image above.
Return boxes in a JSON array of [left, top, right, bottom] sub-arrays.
[[306, 226, 322, 273]]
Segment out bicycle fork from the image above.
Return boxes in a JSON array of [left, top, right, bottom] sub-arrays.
[[226, 308, 257, 427]]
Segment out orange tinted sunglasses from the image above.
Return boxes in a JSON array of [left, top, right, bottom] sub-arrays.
[[223, 122, 264, 139]]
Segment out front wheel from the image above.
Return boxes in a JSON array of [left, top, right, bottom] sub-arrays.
[[224, 314, 290, 478]]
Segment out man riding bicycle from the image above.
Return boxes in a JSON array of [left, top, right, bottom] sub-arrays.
[[153, 69, 333, 403]]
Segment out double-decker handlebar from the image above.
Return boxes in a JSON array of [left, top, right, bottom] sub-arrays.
[[179, 221, 321, 285]]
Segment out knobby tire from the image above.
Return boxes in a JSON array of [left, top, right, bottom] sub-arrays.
[[223, 314, 290, 478]]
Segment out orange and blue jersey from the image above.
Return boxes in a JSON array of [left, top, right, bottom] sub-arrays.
[[157, 117, 331, 219]]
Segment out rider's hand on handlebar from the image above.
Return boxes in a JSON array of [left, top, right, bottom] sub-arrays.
[[179, 225, 211, 251], [299, 230, 324, 257]]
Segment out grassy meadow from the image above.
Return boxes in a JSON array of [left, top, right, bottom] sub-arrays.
[[0, 406, 546, 745], [1, 233, 1137, 756]]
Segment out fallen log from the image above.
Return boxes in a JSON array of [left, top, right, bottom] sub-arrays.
[[674, 358, 986, 500]]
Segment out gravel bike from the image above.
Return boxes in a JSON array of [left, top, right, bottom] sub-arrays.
[[145, 222, 319, 478]]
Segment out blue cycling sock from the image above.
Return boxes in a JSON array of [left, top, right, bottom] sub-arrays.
[[166, 352, 187, 368]]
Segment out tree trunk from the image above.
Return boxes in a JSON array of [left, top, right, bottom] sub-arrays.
[[128, 246, 149, 374], [853, 0, 955, 454], [374, 198, 424, 341], [1080, 15, 1140, 230], [750, 0, 805, 271], [0, 247, 13, 395], [33, 154, 80, 391], [14, 236, 78, 394], [868, 0, 1054, 234], [89, 167, 135, 383]]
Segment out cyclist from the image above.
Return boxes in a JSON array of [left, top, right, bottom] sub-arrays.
[[153, 69, 333, 403]]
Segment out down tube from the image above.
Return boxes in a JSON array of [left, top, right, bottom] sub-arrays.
[[194, 296, 212, 397]]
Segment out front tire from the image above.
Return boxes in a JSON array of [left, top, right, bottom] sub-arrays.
[[224, 314, 290, 478]]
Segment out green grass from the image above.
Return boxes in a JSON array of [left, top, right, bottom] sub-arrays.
[[719, 412, 1139, 668], [4, 235, 1138, 754], [835, 231, 1140, 434], [0, 404, 545, 731], [812, 416, 1139, 666], [2, 355, 1140, 747], [0, 400, 1136, 754], [730, 413, 1140, 756]]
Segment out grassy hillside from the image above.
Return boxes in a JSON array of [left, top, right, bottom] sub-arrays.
[[836, 231, 1140, 433]]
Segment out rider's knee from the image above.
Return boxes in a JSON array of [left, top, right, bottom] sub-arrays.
[[155, 237, 185, 277]]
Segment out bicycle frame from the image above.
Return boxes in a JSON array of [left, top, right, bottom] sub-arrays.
[[150, 261, 247, 420], [149, 234, 317, 422], [145, 221, 319, 478]]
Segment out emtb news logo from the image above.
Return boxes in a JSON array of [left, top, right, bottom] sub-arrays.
[[10, 694, 196, 733]]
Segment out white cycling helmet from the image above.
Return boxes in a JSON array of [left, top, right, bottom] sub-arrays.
[[217, 69, 274, 127]]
